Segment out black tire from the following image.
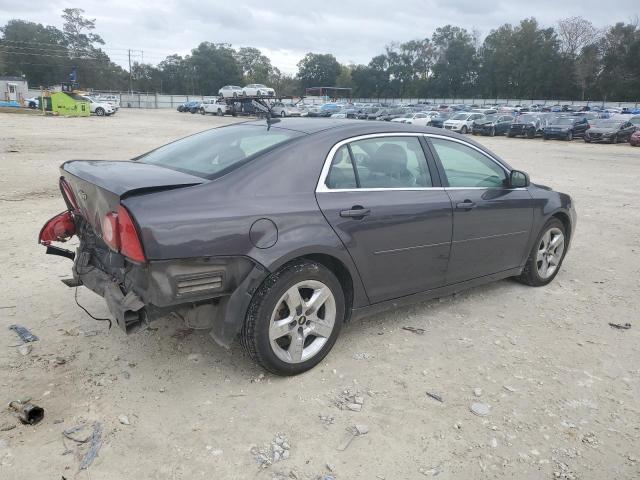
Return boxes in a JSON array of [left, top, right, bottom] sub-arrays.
[[526, 128, 535, 139], [516, 218, 567, 287], [281, 110, 286, 118], [543, 134, 548, 140], [612, 135, 618, 144], [95, 107, 105, 116], [584, 137, 590, 143], [507, 132, 514, 138], [566, 131, 573, 141], [217, 109, 223, 116], [490, 126, 496, 137], [241, 260, 345, 375], [461, 125, 468, 134], [200, 108, 205, 115]]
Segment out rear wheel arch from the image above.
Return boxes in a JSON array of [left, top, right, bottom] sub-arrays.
[[300, 253, 354, 321]]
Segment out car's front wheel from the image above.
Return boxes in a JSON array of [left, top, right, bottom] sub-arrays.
[[95, 107, 105, 116], [461, 125, 468, 134], [517, 218, 567, 287], [241, 260, 345, 375]]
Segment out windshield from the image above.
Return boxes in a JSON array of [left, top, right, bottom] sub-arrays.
[[139, 125, 304, 179], [483, 115, 498, 122], [590, 120, 621, 128], [518, 114, 538, 123], [452, 113, 469, 120], [553, 117, 575, 125]]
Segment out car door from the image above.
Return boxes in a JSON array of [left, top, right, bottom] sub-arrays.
[[426, 135, 534, 284], [622, 121, 635, 140], [498, 116, 514, 134], [316, 134, 453, 303]]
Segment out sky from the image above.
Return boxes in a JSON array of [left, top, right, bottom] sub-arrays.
[[0, 0, 638, 74]]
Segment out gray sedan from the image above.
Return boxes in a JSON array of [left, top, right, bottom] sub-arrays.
[[39, 119, 576, 375]]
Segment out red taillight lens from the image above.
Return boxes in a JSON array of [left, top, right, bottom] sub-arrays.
[[59, 177, 79, 211], [39, 211, 76, 245], [101, 206, 146, 263], [102, 212, 120, 251], [117, 205, 146, 263]]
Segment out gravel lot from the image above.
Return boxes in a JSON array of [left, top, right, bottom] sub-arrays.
[[1, 109, 639, 480]]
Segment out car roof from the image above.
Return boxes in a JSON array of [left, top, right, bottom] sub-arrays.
[[239, 118, 492, 140]]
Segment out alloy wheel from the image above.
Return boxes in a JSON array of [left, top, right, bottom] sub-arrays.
[[269, 280, 336, 364], [536, 227, 565, 279]]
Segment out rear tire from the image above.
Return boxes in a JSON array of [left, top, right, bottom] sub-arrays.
[[241, 260, 345, 375], [516, 218, 567, 287]]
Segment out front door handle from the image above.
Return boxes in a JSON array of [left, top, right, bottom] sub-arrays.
[[340, 206, 370, 218], [456, 200, 476, 210]]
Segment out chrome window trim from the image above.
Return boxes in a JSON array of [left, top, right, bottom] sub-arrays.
[[316, 132, 439, 193]]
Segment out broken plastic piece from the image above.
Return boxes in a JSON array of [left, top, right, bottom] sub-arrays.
[[8, 401, 44, 425], [9, 324, 39, 343]]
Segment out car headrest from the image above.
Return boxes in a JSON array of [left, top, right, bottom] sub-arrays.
[[369, 144, 408, 176]]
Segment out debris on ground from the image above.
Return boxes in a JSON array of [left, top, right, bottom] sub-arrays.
[[8, 401, 44, 425], [9, 324, 39, 343], [334, 388, 365, 411], [473, 388, 483, 397], [250, 433, 291, 467], [402, 326, 426, 335], [0, 422, 16, 431], [470, 402, 491, 417], [63, 422, 103, 470], [319, 414, 335, 425], [118, 415, 130, 425], [608, 322, 631, 330], [426, 391, 443, 403], [337, 424, 369, 451], [17, 344, 32, 356]]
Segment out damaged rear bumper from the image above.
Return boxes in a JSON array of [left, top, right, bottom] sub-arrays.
[[70, 247, 269, 346]]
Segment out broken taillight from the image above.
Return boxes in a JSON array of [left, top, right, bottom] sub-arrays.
[[39, 211, 76, 245], [101, 206, 146, 263]]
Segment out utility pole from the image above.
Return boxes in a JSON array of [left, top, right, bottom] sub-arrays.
[[128, 49, 133, 94]]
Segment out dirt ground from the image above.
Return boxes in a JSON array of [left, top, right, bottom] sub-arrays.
[[1, 109, 639, 480]]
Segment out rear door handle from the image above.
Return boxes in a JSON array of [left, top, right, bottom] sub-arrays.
[[340, 206, 370, 218], [456, 201, 476, 209]]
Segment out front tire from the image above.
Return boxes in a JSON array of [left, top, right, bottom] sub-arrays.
[[461, 125, 468, 134], [241, 260, 345, 375], [566, 131, 573, 141], [516, 218, 567, 287], [95, 107, 105, 116]]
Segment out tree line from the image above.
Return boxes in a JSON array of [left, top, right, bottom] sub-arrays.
[[1, 10, 639, 101]]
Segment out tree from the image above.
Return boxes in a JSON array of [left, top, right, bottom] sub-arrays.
[[430, 25, 477, 97], [597, 22, 640, 100], [296, 53, 341, 89], [557, 16, 600, 58], [235, 47, 274, 84], [61, 8, 104, 56], [186, 42, 242, 95]]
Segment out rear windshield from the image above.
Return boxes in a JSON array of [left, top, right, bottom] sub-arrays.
[[138, 124, 304, 179]]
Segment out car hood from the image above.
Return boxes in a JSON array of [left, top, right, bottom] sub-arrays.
[[474, 119, 495, 126], [587, 127, 617, 134]]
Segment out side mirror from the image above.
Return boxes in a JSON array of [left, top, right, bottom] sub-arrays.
[[509, 170, 530, 188]]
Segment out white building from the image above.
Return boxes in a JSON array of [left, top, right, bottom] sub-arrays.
[[1, 76, 28, 103]]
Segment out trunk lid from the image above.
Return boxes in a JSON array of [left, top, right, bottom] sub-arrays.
[[61, 160, 204, 236]]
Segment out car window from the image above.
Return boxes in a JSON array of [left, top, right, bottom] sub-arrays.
[[140, 125, 303, 179], [348, 137, 432, 188], [326, 146, 357, 189], [430, 138, 506, 188]]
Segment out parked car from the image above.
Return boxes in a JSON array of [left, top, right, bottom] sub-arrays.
[[81, 96, 115, 116], [471, 114, 514, 136], [443, 112, 485, 134], [507, 114, 545, 138], [200, 98, 230, 116], [26, 96, 40, 109], [242, 84, 275, 96], [430, 113, 452, 128], [542, 116, 589, 141], [630, 129, 640, 146], [628, 116, 640, 128], [177, 100, 200, 113], [378, 107, 406, 121], [391, 112, 435, 126], [39, 119, 576, 375], [271, 102, 301, 117], [584, 119, 636, 143], [357, 107, 380, 120], [218, 85, 243, 98], [97, 95, 120, 111]]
